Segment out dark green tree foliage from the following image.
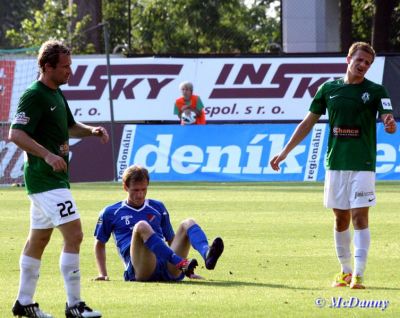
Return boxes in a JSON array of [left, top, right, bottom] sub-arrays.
[[5, 0, 93, 53], [102, 0, 130, 52], [349, 0, 400, 52], [388, 1, 400, 51], [0, 0, 44, 49], [351, 0, 374, 43], [3, 0, 281, 54], [121, 0, 280, 54]]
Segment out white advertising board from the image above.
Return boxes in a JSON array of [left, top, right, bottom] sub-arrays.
[[8, 56, 385, 122]]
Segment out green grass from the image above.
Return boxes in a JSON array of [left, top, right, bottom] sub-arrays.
[[1, 182, 399, 317]]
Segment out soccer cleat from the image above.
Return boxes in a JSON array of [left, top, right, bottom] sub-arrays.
[[176, 258, 198, 278], [350, 275, 366, 289], [205, 237, 224, 270], [332, 272, 352, 287], [12, 300, 53, 318], [65, 302, 101, 318]]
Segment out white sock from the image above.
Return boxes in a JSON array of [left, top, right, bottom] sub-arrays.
[[334, 228, 352, 274], [17, 255, 41, 305], [353, 228, 370, 277], [60, 252, 81, 306]]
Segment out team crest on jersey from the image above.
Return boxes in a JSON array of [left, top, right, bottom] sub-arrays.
[[147, 214, 156, 222], [59, 142, 69, 156], [381, 98, 393, 110], [361, 92, 370, 104], [12, 112, 30, 125], [121, 215, 133, 225]]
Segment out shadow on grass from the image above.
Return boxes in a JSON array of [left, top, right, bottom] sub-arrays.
[[365, 286, 400, 291], [165, 280, 400, 291], [172, 279, 321, 290]]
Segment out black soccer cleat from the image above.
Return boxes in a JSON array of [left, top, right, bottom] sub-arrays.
[[12, 300, 53, 318], [65, 302, 101, 318], [205, 237, 224, 270], [176, 258, 198, 278]]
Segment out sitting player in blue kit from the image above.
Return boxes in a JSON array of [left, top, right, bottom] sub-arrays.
[[94, 164, 224, 282]]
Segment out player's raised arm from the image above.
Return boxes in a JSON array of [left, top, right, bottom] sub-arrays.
[[269, 112, 321, 171]]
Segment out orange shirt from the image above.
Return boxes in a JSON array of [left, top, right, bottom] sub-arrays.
[[175, 95, 206, 125]]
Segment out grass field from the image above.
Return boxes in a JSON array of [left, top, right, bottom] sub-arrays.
[[1, 181, 399, 317]]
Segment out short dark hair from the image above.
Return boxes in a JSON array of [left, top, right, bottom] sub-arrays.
[[38, 40, 71, 73], [122, 165, 150, 186], [348, 42, 375, 63]]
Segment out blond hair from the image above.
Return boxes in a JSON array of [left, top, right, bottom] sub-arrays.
[[348, 42, 375, 63], [122, 165, 150, 186]]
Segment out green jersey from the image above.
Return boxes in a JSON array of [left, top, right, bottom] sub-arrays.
[[309, 78, 393, 171], [11, 81, 76, 194]]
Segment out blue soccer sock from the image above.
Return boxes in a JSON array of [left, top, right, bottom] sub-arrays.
[[144, 233, 182, 265], [187, 224, 209, 260]]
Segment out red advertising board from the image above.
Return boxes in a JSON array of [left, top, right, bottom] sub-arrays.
[[0, 61, 15, 121]]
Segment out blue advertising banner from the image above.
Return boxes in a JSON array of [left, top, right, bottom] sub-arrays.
[[376, 122, 400, 180], [116, 123, 400, 182]]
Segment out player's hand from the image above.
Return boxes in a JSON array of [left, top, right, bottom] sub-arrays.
[[383, 115, 397, 134], [188, 273, 204, 280], [92, 126, 109, 144], [269, 153, 286, 171], [93, 276, 110, 281], [44, 152, 67, 172]]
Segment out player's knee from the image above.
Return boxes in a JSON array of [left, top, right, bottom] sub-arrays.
[[133, 220, 152, 234], [65, 230, 83, 247], [26, 235, 51, 252], [352, 216, 368, 229], [180, 218, 197, 230]]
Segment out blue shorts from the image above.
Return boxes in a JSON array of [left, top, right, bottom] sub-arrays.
[[122, 250, 185, 282]]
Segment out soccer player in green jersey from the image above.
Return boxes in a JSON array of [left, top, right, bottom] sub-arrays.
[[8, 40, 108, 318], [269, 42, 397, 290]]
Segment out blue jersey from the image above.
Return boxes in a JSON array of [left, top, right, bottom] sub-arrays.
[[94, 199, 175, 258]]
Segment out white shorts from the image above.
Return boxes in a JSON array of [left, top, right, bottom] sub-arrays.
[[324, 170, 376, 210], [28, 188, 80, 229]]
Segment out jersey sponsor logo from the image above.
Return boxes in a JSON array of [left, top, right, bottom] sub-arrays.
[[50, 105, 57, 111], [12, 112, 30, 125], [332, 126, 361, 138], [354, 191, 374, 199], [329, 95, 339, 99], [121, 215, 133, 225], [381, 98, 392, 110], [361, 92, 370, 104], [97, 217, 103, 225]]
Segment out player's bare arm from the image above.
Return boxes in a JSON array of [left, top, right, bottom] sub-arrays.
[[269, 112, 321, 171], [8, 128, 67, 172], [381, 113, 397, 134], [69, 122, 109, 144], [94, 240, 110, 281]]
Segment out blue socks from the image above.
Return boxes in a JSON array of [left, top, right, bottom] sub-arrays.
[[144, 224, 209, 264], [144, 233, 182, 265], [187, 224, 209, 260]]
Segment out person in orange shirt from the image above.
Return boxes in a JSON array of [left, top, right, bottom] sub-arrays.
[[174, 81, 206, 125]]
